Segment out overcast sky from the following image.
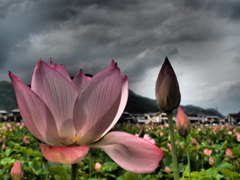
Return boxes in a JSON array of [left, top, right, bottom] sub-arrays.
[[1, 0, 240, 116]]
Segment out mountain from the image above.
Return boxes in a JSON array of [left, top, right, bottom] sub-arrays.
[[125, 90, 159, 113], [179, 104, 224, 118], [0, 81, 18, 112], [0, 81, 224, 117]]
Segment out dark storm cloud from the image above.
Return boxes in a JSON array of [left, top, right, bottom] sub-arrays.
[[1, 0, 240, 115], [124, 47, 178, 82]]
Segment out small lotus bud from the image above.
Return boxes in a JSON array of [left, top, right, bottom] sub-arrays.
[[23, 136, 30, 145], [192, 138, 197, 145], [95, 162, 102, 172], [209, 156, 214, 165], [165, 166, 171, 173], [235, 133, 240, 142], [176, 107, 191, 137], [2, 143, 6, 150], [226, 148, 233, 158], [155, 57, 181, 112], [11, 161, 23, 179]]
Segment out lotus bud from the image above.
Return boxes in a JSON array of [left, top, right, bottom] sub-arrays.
[[23, 136, 30, 145], [226, 148, 233, 158], [176, 107, 191, 137], [192, 138, 197, 145], [155, 57, 181, 112], [165, 166, 171, 173], [209, 156, 214, 165], [11, 161, 23, 180], [95, 162, 102, 172], [2, 143, 6, 150]]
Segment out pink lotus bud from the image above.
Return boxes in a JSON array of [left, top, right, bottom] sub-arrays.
[[23, 136, 30, 145], [159, 132, 164, 137], [95, 162, 102, 172], [226, 148, 233, 158], [209, 156, 214, 165], [165, 166, 171, 173], [204, 149, 212, 156], [228, 131, 232, 135], [235, 133, 240, 142], [192, 138, 197, 145], [176, 107, 191, 137], [2, 143, 6, 150], [11, 161, 23, 179], [167, 143, 172, 151], [155, 57, 181, 112]]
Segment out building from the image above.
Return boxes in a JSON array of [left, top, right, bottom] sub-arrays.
[[227, 113, 240, 125]]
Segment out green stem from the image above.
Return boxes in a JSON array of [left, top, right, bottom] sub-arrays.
[[71, 163, 78, 180], [184, 137, 191, 180], [167, 111, 180, 180]]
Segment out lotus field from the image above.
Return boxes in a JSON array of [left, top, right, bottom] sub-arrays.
[[0, 122, 240, 180]]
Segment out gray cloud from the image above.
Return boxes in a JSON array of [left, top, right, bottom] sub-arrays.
[[1, 0, 240, 115]]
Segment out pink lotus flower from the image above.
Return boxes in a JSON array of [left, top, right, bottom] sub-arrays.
[[143, 134, 156, 144], [11, 161, 23, 179], [9, 60, 164, 173], [204, 149, 212, 156], [155, 57, 181, 112], [176, 107, 191, 137]]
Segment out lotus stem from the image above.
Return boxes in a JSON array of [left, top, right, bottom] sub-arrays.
[[71, 163, 78, 180], [184, 137, 191, 180], [167, 111, 180, 180]]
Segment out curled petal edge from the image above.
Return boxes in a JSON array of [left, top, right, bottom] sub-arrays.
[[40, 144, 90, 165]]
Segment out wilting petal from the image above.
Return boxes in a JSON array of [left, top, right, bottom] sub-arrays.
[[31, 60, 78, 145], [91, 131, 164, 173], [73, 69, 91, 93], [9, 72, 60, 146], [73, 61, 122, 144], [40, 144, 90, 165], [49, 59, 72, 82], [95, 76, 129, 141]]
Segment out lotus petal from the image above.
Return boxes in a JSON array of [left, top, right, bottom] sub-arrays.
[[40, 144, 90, 164], [31, 60, 78, 145], [73, 61, 122, 144], [95, 75, 129, 141], [73, 69, 91, 93], [49, 59, 72, 82], [9, 72, 60, 146], [91, 131, 164, 173]]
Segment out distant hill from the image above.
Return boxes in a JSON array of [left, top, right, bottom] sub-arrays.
[[125, 90, 159, 113], [0, 81, 18, 112], [179, 104, 224, 118], [0, 81, 225, 117]]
